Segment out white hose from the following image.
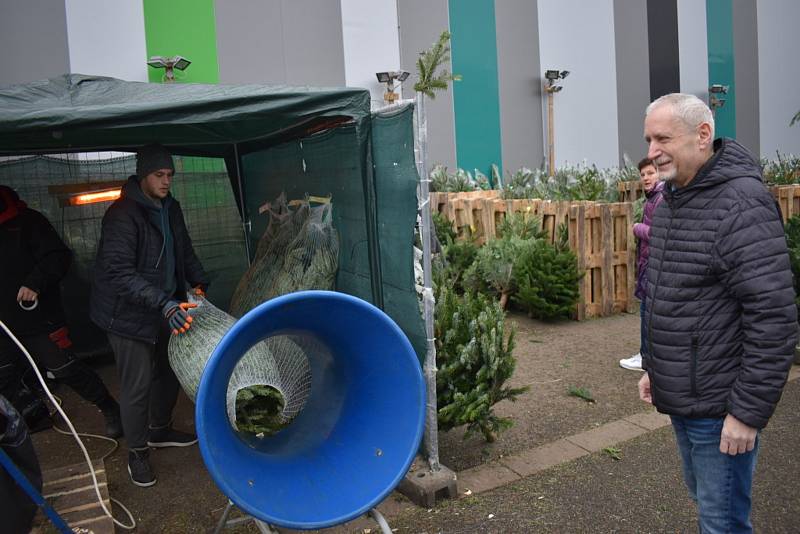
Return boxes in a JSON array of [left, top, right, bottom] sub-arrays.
[[0, 319, 136, 530]]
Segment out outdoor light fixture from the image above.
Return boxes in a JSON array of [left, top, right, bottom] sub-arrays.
[[147, 55, 192, 82], [708, 84, 729, 115], [68, 188, 121, 206], [375, 70, 410, 103], [543, 69, 570, 176]]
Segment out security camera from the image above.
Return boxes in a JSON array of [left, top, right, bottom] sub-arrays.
[[560, 70, 570, 79], [709, 84, 729, 94]]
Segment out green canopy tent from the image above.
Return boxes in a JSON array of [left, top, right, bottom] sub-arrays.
[[0, 74, 425, 358]]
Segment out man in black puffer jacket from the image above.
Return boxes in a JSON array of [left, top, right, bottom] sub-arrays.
[[639, 93, 797, 533], [91, 144, 209, 488]]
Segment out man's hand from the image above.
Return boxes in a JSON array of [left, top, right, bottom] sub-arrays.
[[17, 286, 39, 303], [162, 300, 198, 335], [720, 414, 757, 456], [638, 373, 652, 404]]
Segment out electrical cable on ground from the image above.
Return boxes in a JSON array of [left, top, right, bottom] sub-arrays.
[[0, 318, 136, 530]]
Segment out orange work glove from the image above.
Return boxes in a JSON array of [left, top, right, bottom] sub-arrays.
[[162, 301, 198, 335]]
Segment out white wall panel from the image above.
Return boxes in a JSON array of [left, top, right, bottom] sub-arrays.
[[677, 0, 709, 101], [64, 0, 148, 82], [341, 0, 401, 107], [757, 0, 800, 157], [538, 0, 619, 168]]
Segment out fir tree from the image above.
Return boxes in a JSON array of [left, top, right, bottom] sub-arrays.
[[434, 282, 528, 442]]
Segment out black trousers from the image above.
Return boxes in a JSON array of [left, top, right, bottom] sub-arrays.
[[106, 323, 179, 450], [0, 330, 113, 411]]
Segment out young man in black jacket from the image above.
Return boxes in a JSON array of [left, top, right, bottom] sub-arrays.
[[0, 185, 121, 438], [639, 94, 797, 533], [91, 144, 209, 487]]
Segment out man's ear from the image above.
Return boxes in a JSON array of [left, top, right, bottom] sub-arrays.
[[697, 122, 713, 149]]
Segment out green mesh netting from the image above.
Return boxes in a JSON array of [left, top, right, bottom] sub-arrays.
[[0, 154, 247, 355]]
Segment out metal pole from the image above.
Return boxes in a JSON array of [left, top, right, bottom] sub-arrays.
[[232, 143, 252, 265], [547, 88, 555, 177], [415, 91, 441, 471], [0, 448, 72, 533]]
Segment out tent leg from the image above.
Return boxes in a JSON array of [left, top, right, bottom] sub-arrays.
[[232, 142, 252, 265]]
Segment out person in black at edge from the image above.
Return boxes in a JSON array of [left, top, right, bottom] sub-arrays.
[[90, 143, 209, 487], [0, 185, 122, 437]]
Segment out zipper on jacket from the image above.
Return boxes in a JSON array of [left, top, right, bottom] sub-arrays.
[[155, 206, 166, 268], [690, 335, 699, 397]]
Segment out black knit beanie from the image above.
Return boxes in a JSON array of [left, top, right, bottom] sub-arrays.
[[136, 143, 175, 180]]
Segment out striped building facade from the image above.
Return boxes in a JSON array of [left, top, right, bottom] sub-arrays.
[[1, 0, 798, 175]]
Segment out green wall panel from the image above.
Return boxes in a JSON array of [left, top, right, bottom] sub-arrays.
[[448, 0, 503, 179], [144, 0, 219, 84], [706, 0, 735, 138]]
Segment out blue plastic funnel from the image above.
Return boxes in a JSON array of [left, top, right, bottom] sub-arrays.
[[196, 290, 425, 530]]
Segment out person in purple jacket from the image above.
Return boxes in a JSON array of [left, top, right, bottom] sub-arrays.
[[619, 158, 663, 371]]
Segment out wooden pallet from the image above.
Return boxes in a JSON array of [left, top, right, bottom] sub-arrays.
[[41, 460, 114, 533], [769, 185, 800, 222], [617, 181, 644, 203], [432, 195, 636, 319]]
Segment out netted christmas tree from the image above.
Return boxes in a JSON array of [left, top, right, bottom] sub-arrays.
[[434, 279, 527, 442]]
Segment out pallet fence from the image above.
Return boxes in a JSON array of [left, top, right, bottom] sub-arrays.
[[433, 184, 800, 320], [430, 191, 635, 319]]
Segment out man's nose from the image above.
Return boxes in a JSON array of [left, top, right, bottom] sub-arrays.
[[647, 142, 660, 161]]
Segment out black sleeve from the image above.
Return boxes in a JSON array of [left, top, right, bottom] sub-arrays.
[[99, 206, 169, 310], [22, 210, 72, 294], [714, 193, 798, 429]]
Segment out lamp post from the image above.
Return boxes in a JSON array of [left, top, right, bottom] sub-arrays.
[[708, 84, 729, 118], [147, 55, 192, 83], [544, 69, 569, 176], [376, 70, 410, 104]]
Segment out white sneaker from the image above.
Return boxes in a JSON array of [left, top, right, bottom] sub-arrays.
[[619, 353, 644, 371]]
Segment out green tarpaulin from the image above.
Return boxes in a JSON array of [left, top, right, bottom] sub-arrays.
[[0, 74, 425, 359]]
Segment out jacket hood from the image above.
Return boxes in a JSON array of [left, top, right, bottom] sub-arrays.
[[121, 175, 173, 211], [665, 138, 762, 203], [0, 185, 27, 224], [645, 180, 665, 199]]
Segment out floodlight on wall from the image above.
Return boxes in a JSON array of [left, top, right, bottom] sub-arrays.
[[708, 83, 729, 116], [375, 70, 410, 103], [543, 68, 570, 176], [147, 55, 192, 83]]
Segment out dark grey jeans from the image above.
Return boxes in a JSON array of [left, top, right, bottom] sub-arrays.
[[107, 324, 178, 449]]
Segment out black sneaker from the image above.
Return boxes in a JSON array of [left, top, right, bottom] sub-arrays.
[[128, 448, 156, 487], [147, 426, 198, 448]]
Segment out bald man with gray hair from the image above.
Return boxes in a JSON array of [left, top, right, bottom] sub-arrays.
[[639, 93, 797, 533]]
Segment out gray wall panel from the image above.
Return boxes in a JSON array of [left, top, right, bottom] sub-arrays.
[[215, 0, 344, 86], [495, 0, 544, 174], [215, 0, 286, 84], [281, 0, 345, 86], [398, 0, 457, 171], [614, 0, 650, 164], [0, 0, 69, 85], [732, 0, 759, 155]]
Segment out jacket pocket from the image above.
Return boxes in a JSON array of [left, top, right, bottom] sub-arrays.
[[690, 334, 699, 397]]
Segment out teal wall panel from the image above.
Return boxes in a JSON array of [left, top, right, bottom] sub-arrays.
[[448, 0, 503, 179], [706, 0, 736, 138]]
